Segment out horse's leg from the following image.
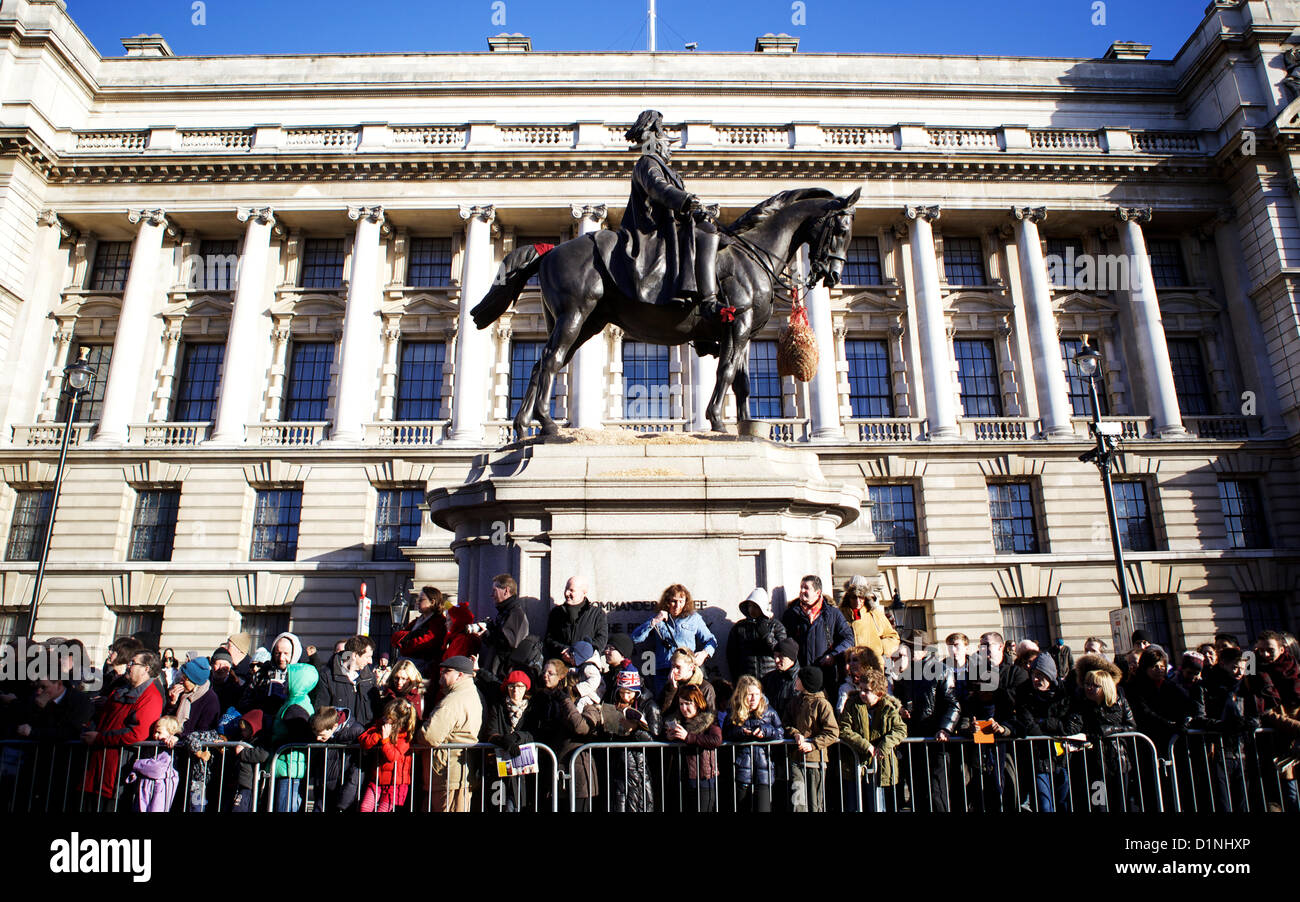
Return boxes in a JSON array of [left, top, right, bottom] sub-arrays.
[[734, 365, 751, 425], [707, 308, 754, 432], [529, 306, 588, 437]]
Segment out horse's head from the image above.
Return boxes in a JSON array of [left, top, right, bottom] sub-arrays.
[[806, 187, 861, 288]]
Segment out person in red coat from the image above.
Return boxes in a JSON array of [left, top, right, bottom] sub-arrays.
[[393, 586, 449, 668], [442, 604, 480, 662], [358, 697, 416, 812], [81, 649, 165, 809]]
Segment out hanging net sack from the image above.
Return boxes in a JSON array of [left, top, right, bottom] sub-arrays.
[[776, 286, 818, 382]]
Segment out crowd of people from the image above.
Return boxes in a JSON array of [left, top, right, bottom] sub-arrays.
[[1, 571, 1297, 814]]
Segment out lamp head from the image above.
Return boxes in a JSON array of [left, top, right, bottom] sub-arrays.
[[65, 346, 94, 392], [1073, 336, 1102, 379]]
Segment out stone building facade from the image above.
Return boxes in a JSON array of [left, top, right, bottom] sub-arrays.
[[0, 0, 1297, 660]]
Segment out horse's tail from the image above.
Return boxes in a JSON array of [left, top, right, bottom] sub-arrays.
[[471, 244, 546, 330]]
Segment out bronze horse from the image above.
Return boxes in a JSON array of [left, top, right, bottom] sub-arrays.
[[471, 186, 860, 436]]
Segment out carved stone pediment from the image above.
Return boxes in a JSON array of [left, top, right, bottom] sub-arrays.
[[1055, 291, 1120, 314]]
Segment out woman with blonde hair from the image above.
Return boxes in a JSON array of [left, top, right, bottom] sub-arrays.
[[382, 658, 426, 721], [722, 674, 782, 812], [1065, 663, 1138, 811], [632, 583, 718, 694]]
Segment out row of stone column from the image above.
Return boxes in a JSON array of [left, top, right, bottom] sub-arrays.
[[39, 198, 1273, 446]]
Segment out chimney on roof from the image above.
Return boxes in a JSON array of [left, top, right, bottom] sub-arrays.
[[1104, 41, 1152, 61], [487, 33, 532, 52], [755, 33, 799, 53], [121, 34, 174, 57]]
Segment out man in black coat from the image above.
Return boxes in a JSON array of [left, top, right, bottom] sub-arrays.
[[727, 587, 788, 680], [544, 576, 609, 666], [7, 677, 94, 811], [893, 644, 962, 813], [475, 574, 539, 692], [311, 635, 378, 812], [780, 575, 854, 694]]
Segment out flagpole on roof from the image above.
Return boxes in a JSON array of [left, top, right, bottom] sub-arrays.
[[648, 0, 657, 52]]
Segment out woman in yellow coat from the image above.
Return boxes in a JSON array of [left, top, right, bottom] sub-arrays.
[[840, 576, 901, 665]]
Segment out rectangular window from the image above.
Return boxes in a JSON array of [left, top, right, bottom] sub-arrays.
[[407, 237, 453, 288], [128, 490, 180, 562], [843, 237, 883, 285], [89, 241, 132, 291], [846, 339, 894, 418], [172, 343, 225, 422], [300, 238, 346, 289], [955, 338, 1003, 417], [5, 489, 52, 562], [1166, 337, 1213, 416], [113, 610, 162, 651], [240, 610, 290, 654], [1218, 479, 1269, 549], [196, 238, 240, 291], [375, 488, 423, 562], [1147, 239, 1188, 288], [284, 342, 334, 421], [509, 340, 560, 420], [622, 341, 670, 420], [988, 482, 1040, 554], [1044, 238, 1084, 288], [369, 610, 393, 659], [1115, 480, 1157, 552], [1000, 600, 1055, 647], [943, 237, 987, 286], [747, 340, 783, 419], [60, 344, 113, 423], [395, 341, 446, 420], [869, 484, 921, 556], [250, 488, 302, 561], [1060, 337, 1109, 417], [0, 611, 31, 643], [895, 604, 928, 636], [1240, 593, 1290, 642], [1130, 596, 1175, 652]]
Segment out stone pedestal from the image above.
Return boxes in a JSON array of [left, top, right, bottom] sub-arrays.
[[419, 431, 865, 663]]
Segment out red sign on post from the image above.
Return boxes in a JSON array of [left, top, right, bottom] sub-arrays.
[[356, 581, 371, 637]]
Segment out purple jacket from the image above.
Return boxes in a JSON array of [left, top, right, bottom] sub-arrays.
[[129, 753, 179, 812]]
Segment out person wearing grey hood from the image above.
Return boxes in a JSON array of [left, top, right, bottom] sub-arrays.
[[726, 587, 788, 680], [240, 631, 303, 717]]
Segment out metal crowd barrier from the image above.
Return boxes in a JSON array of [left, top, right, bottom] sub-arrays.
[[879, 732, 1164, 813], [267, 741, 560, 813], [1165, 727, 1298, 813], [0, 739, 261, 813], [566, 739, 867, 812]]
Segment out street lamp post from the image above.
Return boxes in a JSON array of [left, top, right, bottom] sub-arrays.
[[27, 347, 95, 639], [1073, 338, 1132, 618]]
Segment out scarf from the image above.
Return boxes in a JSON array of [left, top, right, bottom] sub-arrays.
[[505, 697, 529, 732], [175, 679, 210, 730]]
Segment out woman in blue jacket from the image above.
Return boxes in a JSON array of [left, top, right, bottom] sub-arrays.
[[721, 675, 783, 812], [632, 583, 718, 694]]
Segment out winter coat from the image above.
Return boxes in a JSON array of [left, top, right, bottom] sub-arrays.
[[7, 684, 93, 742], [82, 679, 165, 799], [781, 601, 855, 689], [311, 653, 377, 742], [727, 614, 788, 680], [761, 666, 801, 726], [838, 692, 907, 786], [270, 663, 317, 778], [174, 681, 221, 738], [1127, 674, 1192, 748], [607, 150, 702, 307], [544, 599, 610, 662], [511, 686, 599, 799], [632, 611, 718, 683], [1191, 665, 1262, 739], [394, 609, 447, 665], [478, 594, 536, 685], [788, 689, 840, 765], [1064, 692, 1138, 778], [590, 695, 662, 812], [127, 751, 179, 812], [841, 604, 900, 662], [722, 704, 782, 785], [962, 658, 1030, 736], [665, 708, 723, 781], [442, 606, 481, 662], [1016, 684, 1073, 768], [420, 676, 483, 789], [895, 658, 961, 738], [1250, 650, 1300, 714], [358, 726, 413, 789]]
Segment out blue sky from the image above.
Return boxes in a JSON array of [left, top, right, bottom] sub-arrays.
[[64, 0, 1207, 58]]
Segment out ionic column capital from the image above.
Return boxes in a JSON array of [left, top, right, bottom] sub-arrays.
[[570, 203, 608, 225], [1115, 206, 1153, 224], [459, 204, 497, 224], [127, 208, 168, 228], [347, 205, 385, 225], [1011, 205, 1047, 224], [904, 204, 941, 223], [238, 206, 276, 227]]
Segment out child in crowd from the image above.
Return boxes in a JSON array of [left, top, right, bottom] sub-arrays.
[[129, 716, 182, 812], [358, 698, 416, 812], [665, 684, 722, 812], [837, 666, 906, 812], [786, 666, 839, 812], [722, 674, 782, 812]]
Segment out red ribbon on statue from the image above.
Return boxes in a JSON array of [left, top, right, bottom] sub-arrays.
[[532, 243, 555, 255], [719, 305, 737, 322]]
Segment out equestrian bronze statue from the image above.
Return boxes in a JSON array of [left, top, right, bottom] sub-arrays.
[[471, 110, 860, 438]]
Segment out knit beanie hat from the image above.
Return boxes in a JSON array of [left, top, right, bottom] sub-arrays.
[[227, 633, 252, 655], [504, 670, 532, 690], [181, 657, 211, 685], [571, 641, 595, 665], [798, 666, 823, 693], [608, 633, 634, 659], [211, 648, 234, 666], [616, 665, 642, 693], [1030, 652, 1058, 684], [776, 638, 800, 662]]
